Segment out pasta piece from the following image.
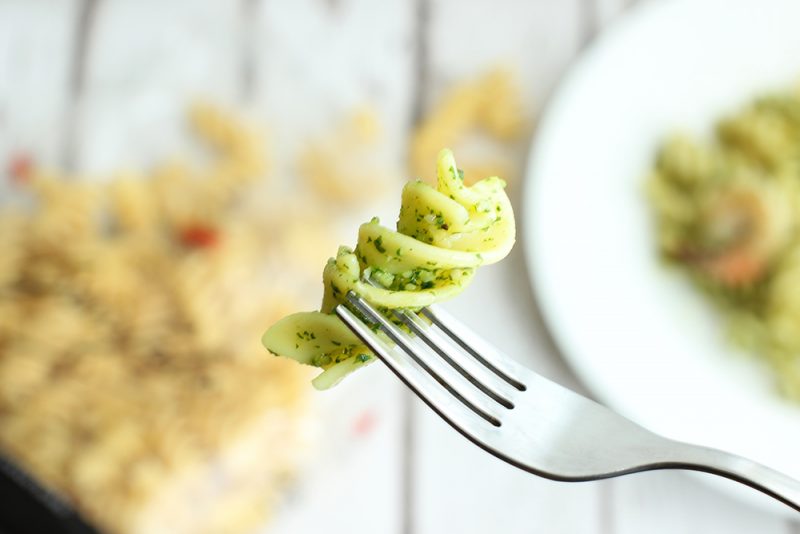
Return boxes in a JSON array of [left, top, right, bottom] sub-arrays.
[[410, 69, 528, 184], [262, 148, 515, 389], [298, 107, 398, 205]]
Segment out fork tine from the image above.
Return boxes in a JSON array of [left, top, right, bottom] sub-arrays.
[[422, 305, 528, 391], [339, 293, 506, 426], [392, 309, 518, 408], [335, 304, 503, 438]]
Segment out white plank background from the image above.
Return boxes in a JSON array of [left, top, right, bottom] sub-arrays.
[[0, 0, 82, 195], [1, 0, 798, 533]]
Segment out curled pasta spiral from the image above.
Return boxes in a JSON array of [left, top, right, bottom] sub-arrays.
[[263, 149, 515, 389]]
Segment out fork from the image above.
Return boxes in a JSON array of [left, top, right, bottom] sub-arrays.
[[335, 291, 800, 512]]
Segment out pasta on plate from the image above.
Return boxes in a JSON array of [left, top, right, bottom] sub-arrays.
[[647, 84, 800, 399]]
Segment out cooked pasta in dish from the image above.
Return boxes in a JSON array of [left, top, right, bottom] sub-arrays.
[[647, 85, 800, 399], [0, 104, 320, 534], [263, 148, 515, 389]]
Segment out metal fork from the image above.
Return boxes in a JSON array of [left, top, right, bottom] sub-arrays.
[[335, 291, 800, 512]]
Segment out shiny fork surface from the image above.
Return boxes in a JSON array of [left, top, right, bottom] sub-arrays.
[[335, 292, 800, 513]]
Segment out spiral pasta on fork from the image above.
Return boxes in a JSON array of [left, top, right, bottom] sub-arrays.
[[263, 148, 515, 389]]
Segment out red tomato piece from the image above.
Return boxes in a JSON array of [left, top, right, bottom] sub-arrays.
[[179, 225, 220, 248], [8, 153, 33, 184]]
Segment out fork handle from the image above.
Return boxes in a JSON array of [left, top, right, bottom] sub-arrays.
[[668, 441, 800, 512]]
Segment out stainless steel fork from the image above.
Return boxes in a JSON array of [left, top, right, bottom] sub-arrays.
[[335, 291, 800, 512]]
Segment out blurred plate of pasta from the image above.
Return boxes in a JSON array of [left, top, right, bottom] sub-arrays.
[[525, 0, 800, 515]]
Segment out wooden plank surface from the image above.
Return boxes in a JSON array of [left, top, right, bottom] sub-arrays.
[[74, 0, 243, 174], [252, 0, 416, 187], [0, 0, 83, 197], [611, 471, 790, 534], [0, 0, 798, 533]]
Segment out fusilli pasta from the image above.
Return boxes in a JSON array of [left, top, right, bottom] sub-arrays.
[[263, 148, 515, 389]]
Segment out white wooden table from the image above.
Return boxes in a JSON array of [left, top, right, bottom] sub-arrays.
[[1, 1, 798, 532]]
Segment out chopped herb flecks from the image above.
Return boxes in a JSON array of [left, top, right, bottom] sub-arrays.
[[296, 330, 316, 341], [374, 236, 386, 253]]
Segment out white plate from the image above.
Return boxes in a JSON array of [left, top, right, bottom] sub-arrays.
[[524, 0, 800, 516]]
